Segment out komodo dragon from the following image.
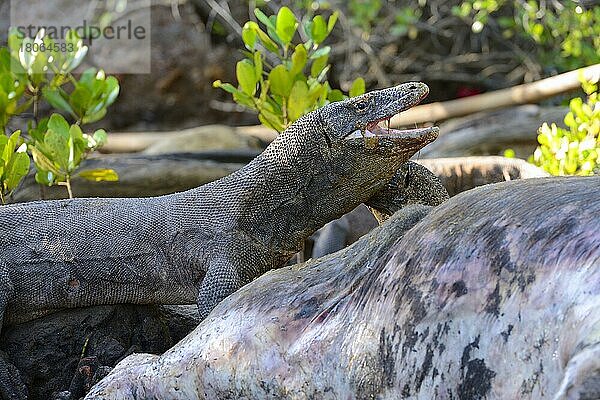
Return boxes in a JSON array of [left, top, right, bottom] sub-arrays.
[[0, 83, 438, 398]]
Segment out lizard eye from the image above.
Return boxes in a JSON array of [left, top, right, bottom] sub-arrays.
[[353, 100, 370, 112]]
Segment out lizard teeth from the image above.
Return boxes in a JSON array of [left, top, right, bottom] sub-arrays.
[[346, 129, 376, 139]]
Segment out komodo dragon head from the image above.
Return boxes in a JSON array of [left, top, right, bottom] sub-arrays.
[[315, 82, 439, 195], [310, 82, 439, 205], [320, 82, 436, 148]]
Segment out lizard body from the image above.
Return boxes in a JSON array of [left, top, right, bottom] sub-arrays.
[[1, 83, 439, 399], [0, 83, 437, 329]]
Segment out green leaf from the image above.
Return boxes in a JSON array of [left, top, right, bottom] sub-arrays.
[[310, 55, 329, 78], [310, 46, 331, 59], [47, 113, 70, 139], [68, 124, 84, 170], [7, 27, 25, 54], [70, 86, 92, 117], [0, 48, 10, 71], [268, 65, 293, 97], [253, 52, 263, 81], [258, 114, 277, 132], [254, 9, 276, 31], [287, 80, 310, 121], [236, 59, 258, 95], [570, 97, 584, 117], [45, 129, 70, 170], [303, 39, 314, 52], [92, 129, 108, 147], [349, 77, 366, 97], [79, 68, 97, 87], [213, 80, 240, 94], [78, 168, 119, 182], [30, 147, 60, 176], [503, 148, 516, 158], [250, 23, 279, 53], [5, 150, 30, 191], [81, 108, 107, 125], [290, 44, 308, 76], [275, 7, 298, 46], [317, 82, 330, 106], [242, 22, 257, 50], [564, 111, 576, 128], [265, 25, 283, 47], [328, 89, 345, 102], [28, 117, 48, 143], [258, 109, 285, 132], [42, 87, 76, 117], [0, 134, 8, 160], [61, 29, 88, 73], [311, 15, 328, 44], [102, 76, 120, 108], [233, 91, 257, 109], [18, 37, 36, 71], [328, 11, 339, 33], [27, 46, 50, 86], [0, 133, 12, 177], [3, 131, 20, 163], [35, 170, 58, 186], [0, 76, 12, 97]]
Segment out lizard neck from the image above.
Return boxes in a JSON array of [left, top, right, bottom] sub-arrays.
[[180, 114, 395, 262], [223, 121, 380, 258]]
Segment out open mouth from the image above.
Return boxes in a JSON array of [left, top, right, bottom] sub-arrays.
[[344, 87, 438, 142], [345, 118, 438, 140]]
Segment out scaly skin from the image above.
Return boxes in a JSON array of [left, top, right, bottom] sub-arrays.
[[366, 161, 449, 223], [311, 156, 547, 260], [0, 83, 438, 398]]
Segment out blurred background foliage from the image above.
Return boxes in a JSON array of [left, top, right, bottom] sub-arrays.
[[197, 0, 598, 98], [199, 0, 599, 177], [2, 0, 593, 131], [529, 76, 599, 176], [0, 0, 598, 189], [214, 6, 365, 132]]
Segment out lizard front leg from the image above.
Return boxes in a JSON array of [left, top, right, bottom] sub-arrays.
[[196, 254, 246, 320], [0, 265, 27, 400]]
